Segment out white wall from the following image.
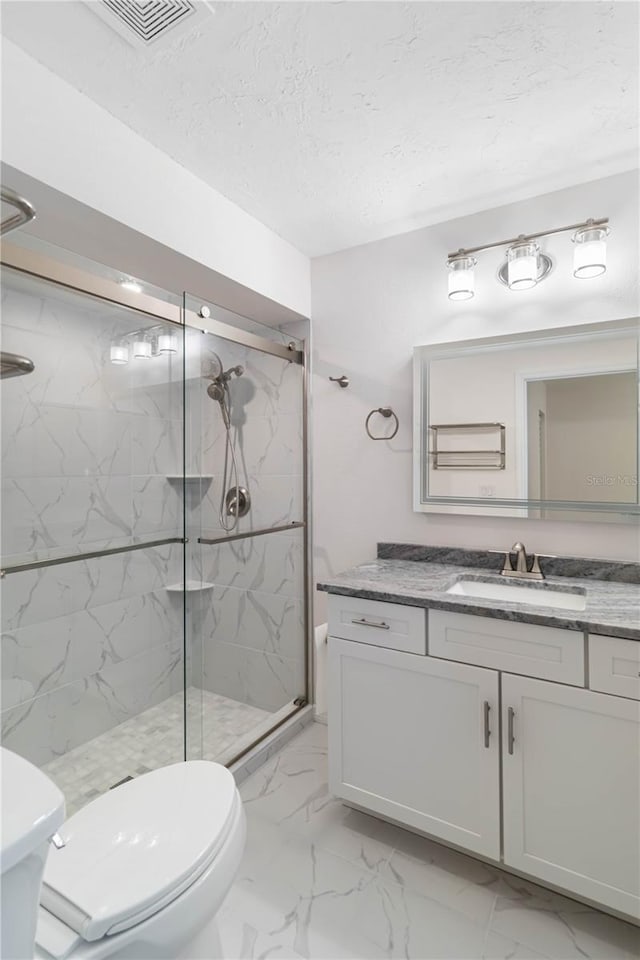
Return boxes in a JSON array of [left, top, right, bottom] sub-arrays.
[[1, 40, 310, 318], [311, 172, 640, 623]]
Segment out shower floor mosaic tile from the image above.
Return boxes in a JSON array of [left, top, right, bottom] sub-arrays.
[[215, 722, 640, 960], [41, 688, 270, 815]]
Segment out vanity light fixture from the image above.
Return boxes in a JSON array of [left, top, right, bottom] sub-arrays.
[[447, 255, 477, 301], [572, 221, 610, 278], [133, 335, 152, 360], [447, 217, 609, 300], [505, 241, 539, 290], [110, 325, 179, 364], [157, 332, 178, 355], [502, 239, 553, 290], [109, 341, 129, 365]]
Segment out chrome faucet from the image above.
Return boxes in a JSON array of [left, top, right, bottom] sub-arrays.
[[501, 542, 544, 580]]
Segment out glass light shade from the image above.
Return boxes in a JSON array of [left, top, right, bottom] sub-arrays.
[[573, 226, 608, 279], [447, 256, 476, 301], [507, 241, 539, 290], [133, 337, 152, 359], [157, 332, 178, 355], [110, 342, 129, 365]]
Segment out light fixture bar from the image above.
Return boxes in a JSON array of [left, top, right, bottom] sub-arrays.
[[117, 322, 166, 340], [448, 217, 609, 260]]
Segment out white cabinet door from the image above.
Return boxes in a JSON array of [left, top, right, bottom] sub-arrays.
[[502, 674, 640, 920], [329, 638, 500, 859]]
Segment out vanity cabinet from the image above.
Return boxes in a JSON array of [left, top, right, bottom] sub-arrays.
[[328, 637, 501, 859], [327, 595, 640, 921], [502, 674, 640, 918], [588, 634, 640, 701], [429, 609, 585, 685], [327, 594, 427, 654]]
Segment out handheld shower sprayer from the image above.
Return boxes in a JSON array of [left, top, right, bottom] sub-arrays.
[[206, 364, 243, 427], [204, 353, 249, 531]]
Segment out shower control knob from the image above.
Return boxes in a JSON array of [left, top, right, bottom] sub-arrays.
[[198, 306, 211, 319], [225, 486, 251, 519]]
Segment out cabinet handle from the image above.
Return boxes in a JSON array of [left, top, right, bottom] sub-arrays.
[[507, 707, 515, 755], [351, 618, 390, 630], [483, 701, 491, 748]]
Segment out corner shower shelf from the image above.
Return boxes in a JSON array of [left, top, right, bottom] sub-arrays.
[[164, 580, 215, 593]]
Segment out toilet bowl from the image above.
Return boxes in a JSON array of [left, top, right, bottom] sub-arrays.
[[2, 751, 245, 960]]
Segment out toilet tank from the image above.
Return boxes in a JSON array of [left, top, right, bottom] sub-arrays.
[[1, 749, 65, 960]]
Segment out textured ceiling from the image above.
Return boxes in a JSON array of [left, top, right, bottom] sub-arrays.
[[2, 1, 638, 256]]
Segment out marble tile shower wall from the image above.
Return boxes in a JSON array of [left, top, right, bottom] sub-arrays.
[[1, 278, 185, 767], [187, 338, 306, 713]]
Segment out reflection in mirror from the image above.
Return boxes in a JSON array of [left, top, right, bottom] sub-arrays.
[[414, 318, 639, 522], [526, 372, 637, 507]]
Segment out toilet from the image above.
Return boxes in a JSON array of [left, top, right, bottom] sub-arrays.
[[1, 749, 246, 960]]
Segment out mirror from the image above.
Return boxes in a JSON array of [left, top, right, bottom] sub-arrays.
[[413, 318, 639, 521]]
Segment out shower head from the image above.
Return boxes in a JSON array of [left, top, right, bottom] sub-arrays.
[[202, 353, 224, 381], [206, 381, 225, 403], [219, 364, 244, 382], [205, 355, 243, 429], [203, 353, 244, 385], [207, 381, 231, 428]]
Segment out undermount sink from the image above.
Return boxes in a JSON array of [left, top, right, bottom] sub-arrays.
[[446, 577, 587, 611]]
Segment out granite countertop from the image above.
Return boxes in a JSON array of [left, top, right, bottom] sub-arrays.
[[317, 558, 640, 641]]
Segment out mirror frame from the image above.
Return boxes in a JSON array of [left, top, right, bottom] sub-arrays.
[[413, 317, 640, 522]]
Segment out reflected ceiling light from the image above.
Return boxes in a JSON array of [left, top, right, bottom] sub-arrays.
[[133, 335, 152, 359], [111, 324, 175, 365], [119, 278, 143, 294], [157, 332, 178, 355], [446, 217, 609, 301], [572, 221, 610, 278], [110, 341, 129, 365], [447, 255, 477, 301]]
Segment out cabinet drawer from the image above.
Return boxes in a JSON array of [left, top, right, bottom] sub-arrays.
[[327, 595, 426, 654], [429, 609, 584, 685], [589, 635, 640, 701]]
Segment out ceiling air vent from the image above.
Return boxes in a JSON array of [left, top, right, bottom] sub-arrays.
[[89, 0, 212, 49]]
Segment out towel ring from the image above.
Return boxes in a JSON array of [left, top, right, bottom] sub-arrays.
[[365, 407, 399, 440]]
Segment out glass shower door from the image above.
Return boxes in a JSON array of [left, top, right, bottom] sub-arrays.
[[183, 295, 308, 764], [1, 261, 187, 814]]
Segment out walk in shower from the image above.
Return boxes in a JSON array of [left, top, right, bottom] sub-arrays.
[[0, 239, 310, 814]]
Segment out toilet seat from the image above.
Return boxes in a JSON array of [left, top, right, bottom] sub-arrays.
[[40, 761, 238, 943]]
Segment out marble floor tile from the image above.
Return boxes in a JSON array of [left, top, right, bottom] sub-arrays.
[[489, 898, 640, 960], [220, 722, 640, 960], [351, 875, 496, 959], [219, 837, 391, 960]]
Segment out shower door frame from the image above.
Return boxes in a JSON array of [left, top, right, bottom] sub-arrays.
[[0, 241, 313, 765], [183, 296, 312, 762]]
